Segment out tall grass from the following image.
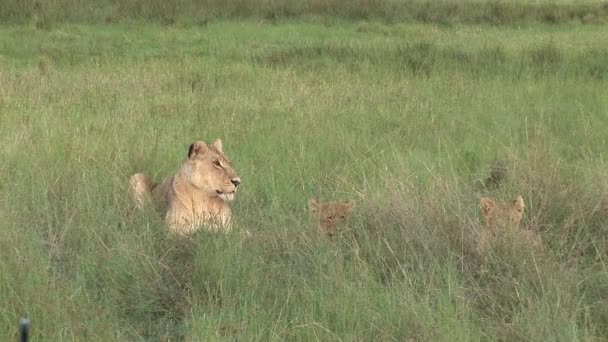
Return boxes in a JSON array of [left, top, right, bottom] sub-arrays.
[[1, 21, 607, 340], [2, 0, 608, 26]]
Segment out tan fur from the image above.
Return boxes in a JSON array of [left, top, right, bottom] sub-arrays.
[[308, 198, 355, 239], [129, 139, 241, 237], [520, 229, 544, 251], [479, 195, 525, 232], [477, 195, 543, 253]]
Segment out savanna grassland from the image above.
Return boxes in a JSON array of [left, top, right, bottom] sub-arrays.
[[1, 0, 608, 340]]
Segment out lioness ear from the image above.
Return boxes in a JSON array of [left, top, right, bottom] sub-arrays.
[[309, 198, 319, 213], [211, 139, 223, 153], [188, 141, 209, 159]]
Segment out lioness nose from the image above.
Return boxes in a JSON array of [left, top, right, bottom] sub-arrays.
[[231, 178, 241, 187]]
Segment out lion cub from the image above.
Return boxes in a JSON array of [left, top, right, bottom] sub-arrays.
[[479, 195, 525, 232], [308, 198, 355, 239], [478, 195, 543, 252]]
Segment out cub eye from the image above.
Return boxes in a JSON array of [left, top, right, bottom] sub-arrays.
[[213, 160, 222, 168]]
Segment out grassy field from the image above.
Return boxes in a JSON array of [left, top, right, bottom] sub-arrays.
[[1, 9, 608, 342], [3, 0, 608, 26]]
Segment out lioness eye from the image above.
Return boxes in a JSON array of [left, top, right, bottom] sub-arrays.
[[213, 160, 222, 168]]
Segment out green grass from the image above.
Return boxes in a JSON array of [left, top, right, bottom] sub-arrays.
[[1, 19, 607, 341], [2, 0, 608, 26]]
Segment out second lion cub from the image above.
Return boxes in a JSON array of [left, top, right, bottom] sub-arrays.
[[478, 194, 543, 253], [479, 195, 525, 232], [308, 198, 355, 240]]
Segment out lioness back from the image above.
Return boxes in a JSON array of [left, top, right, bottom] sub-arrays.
[[129, 173, 156, 209]]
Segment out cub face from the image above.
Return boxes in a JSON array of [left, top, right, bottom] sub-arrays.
[[479, 195, 525, 231], [309, 198, 355, 239]]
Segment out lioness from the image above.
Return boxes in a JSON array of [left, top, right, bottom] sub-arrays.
[[130, 139, 241, 237], [308, 198, 355, 239]]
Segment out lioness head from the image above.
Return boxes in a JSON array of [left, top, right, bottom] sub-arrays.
[[182, 139, 241, 201], [479, 195, 525, 231], [309, 198, 355, 239]]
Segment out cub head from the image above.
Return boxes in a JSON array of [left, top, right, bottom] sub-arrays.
[[309, 198, 355, 238], [479, 197, 496, 216], [181, 139, 241, 201], [479, 195, 525, 230]]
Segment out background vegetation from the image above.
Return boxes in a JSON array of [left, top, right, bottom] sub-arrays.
[[2, 0, 608, 27], [1, 1, 607, 340]]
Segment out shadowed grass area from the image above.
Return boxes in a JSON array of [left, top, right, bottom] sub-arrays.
[[1, 0, 608, 26], [1, 21, 607, 340]]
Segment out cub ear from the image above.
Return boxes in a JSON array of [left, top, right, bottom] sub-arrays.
[[479, 197, 495, 215], [308, 198, 319, 213], [211, 139, 223, 153], [514, 195, 525, 210], [188, 141, 209, 159]]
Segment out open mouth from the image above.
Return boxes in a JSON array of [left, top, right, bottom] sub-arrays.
[[216, 189, 236, 195], [216, 190, 236, 201]]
